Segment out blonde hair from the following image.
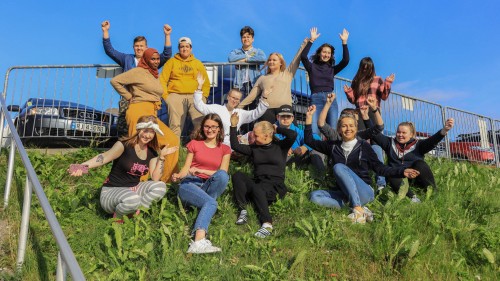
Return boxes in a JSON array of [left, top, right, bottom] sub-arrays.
[[265, 53, 286, 74], [398, 121, 416, 137], [336, 114, 358, 132], [253, 121, 279, 142]]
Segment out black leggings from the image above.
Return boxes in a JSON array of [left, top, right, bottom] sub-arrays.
[[232, 172, 286, 224], [387, 160, 436, 197]]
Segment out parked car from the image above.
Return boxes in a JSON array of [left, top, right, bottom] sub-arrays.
[[7, 98, 118, 147], [448, 139, 495, 164]]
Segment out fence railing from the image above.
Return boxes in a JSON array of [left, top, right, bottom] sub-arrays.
[[0, 93, 85, 280], [1, 63, 499, 168]]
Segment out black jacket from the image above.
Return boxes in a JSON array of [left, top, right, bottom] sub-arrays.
[[304, 124, 405, 184]]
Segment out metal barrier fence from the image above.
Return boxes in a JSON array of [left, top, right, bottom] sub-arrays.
[[444, 107, 500, 167], [0, 65, 123, 149], [0, 94, 85, 280], [1, 63, 499, 167]]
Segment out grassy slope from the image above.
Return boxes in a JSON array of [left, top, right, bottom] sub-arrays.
[[0, 148, 499, 281]]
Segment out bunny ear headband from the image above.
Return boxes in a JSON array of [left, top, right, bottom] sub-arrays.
[[136, 121, 164, 136]]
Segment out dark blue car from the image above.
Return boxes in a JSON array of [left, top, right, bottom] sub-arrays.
[[7, 98, 117, 147]]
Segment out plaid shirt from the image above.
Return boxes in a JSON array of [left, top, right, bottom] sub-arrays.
[[345, 76, 392, 108]]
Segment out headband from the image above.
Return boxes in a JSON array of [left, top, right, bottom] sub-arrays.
[[136, 121, 164, 136]]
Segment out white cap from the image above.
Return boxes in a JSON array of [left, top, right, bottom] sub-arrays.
[[178, 37, 192, 46]]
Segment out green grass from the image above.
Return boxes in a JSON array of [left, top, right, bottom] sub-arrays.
[[0, 148, 499, 280]]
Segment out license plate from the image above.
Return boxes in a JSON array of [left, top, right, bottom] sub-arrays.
[[72, 122, 106, 134]]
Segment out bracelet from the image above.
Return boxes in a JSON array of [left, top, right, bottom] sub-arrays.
[[158, 157, 165, 161], [371, 108, 379, 113], [262, 96, 268, 99], [196, 88, 202, 91]]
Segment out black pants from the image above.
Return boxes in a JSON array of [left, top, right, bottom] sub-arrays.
[[232, 172, 286, 224], [387, 160, 436, 197]]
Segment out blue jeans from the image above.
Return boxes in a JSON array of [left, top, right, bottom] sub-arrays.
[[310, 163, 374, 208], [371, 144, 386, 186], [310, 92, 339, 136], [178, 170, 229, 233]]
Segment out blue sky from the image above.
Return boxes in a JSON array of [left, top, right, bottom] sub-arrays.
[[1, 0, 499, 119]]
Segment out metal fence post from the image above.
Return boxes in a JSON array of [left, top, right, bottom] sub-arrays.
[[490, 118, 500, 168], [56, 251, 67, 281], [3, 138, 16, 208], [442, 106, 451, 159], [16, 176, 32, 271]]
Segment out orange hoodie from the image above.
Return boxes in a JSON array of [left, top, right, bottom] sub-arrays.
[[159, 53, 210, 100]]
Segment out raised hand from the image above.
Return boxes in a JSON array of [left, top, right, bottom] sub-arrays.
[[230, 112, 240, 127], [441, 118, 455, 135], [359, 105, 369, 119], [444, 118, 454, 131], [163, 24, 172, 36], [326, 92, 336, 104], [366, 95, 378, 110], [386, 73, 396, 83], [196, 72, 205, 88], [310, 27, 321, 42], [306, 105, 316, 118], [160, 145, 178, 158], [404, 168, 420, 179], [339, 28, 349, 44], [101, 20, 110, 32]]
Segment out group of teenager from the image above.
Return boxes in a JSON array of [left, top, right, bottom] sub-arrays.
[[67, 22, 455, 254]]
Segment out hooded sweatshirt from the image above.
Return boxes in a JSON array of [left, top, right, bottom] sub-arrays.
[[159, 53, 210, 100]]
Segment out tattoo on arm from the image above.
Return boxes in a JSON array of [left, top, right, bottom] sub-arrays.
[[159, 161, 164, 171], [96, 154, 104, 164]]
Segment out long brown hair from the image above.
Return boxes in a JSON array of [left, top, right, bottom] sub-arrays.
[[192, 114, 225, 144], [351, 57, 375, 101], [120, 115, 160, 151]]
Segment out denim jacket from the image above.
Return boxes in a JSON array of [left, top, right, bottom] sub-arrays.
[[228, 47, 266, 89]]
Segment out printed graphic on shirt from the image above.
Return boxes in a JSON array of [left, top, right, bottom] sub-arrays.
[[128, 162, 150, 177], [179, 64, 193, 73]]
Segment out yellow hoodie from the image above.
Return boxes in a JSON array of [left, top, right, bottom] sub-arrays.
[[159, 53, 210, 100]]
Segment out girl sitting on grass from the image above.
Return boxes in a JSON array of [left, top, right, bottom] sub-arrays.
[[371, 119, 454, 202], [304, 106, 419, 223], [68, 115, 178, 223], [172, 114, 231, 254]]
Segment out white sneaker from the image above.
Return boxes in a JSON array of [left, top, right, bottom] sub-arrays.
[[347, 209, 367, 224], [410, 195, 421, 204], [186, 238, 221, 254], [362, 207, 374, 222]]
